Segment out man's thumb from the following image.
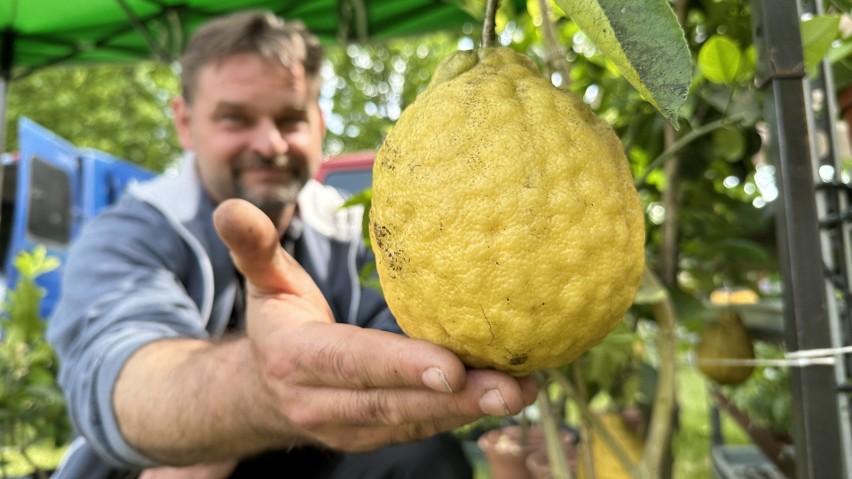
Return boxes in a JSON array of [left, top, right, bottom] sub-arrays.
[[213, 199, 330, 309]]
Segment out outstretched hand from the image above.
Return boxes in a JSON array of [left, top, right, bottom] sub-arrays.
[[213, 199, 536, 452]]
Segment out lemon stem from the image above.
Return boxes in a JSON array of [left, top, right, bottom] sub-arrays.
[[482, 0, 499, 48]]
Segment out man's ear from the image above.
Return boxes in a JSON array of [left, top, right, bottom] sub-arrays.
[[172, 96, 195, 151]]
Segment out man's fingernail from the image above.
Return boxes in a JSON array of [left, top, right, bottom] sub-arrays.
[[479, 389, 511, 416], [421, 367, 453, 393]]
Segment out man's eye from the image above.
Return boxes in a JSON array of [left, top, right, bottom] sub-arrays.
[[277, 117, 306, 128], [221, 114, 248, 125]]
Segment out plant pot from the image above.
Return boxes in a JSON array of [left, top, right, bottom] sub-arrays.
[[478, 425, 578, 479], [477, 425, 547, 479], [524, 432, 579, 479], [839, 85, 852, 138]]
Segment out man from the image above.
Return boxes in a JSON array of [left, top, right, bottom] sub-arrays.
[[46, 10, 536, 479]]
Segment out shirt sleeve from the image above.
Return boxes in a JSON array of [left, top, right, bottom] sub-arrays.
[[47, 199, 209, 468]]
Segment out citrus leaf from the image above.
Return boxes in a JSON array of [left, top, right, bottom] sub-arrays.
[[698, 35, 742, 85], [716, 238, 769, 263], [551, 0, 691, 127], [712, 126, 746, 161], [828, 37, 852, 64], [801, 15, 841, 76], [739, 45, 758, 82], [634, 267, 667, 305]]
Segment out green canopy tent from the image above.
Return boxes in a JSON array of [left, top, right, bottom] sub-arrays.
[[0, 0, 524, 150]]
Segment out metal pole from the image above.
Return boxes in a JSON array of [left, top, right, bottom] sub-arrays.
[[113, 0, 172, 62], [750, 0, 847, 477], [802, 0, 852, 474]]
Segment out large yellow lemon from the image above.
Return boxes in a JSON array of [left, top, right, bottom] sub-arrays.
[[369, 47, 645, 375]]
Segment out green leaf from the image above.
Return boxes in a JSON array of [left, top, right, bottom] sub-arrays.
[[551, 0, 691, 127], [801, 15, 841, 76], [738, 45, 758, 82], [633, 267, 667, 305], [828, 36, 852, 64], [341, 187, 372, 209], [340, 187, 373, 248], [12, 245, 60, 280], [716, 238, 769, 263], [712, 126, 746, 162], [698, 35, 742, 85], [830, 0, 852, 11]]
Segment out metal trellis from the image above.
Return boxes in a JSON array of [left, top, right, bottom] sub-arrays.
[[750, 0, 852, 477]]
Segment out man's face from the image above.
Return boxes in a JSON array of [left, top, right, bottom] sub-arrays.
[[173, 53, 325, 219]]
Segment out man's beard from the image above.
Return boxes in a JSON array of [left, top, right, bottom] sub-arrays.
[[232, 153, 310, 225]]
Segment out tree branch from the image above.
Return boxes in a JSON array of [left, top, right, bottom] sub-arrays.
[[638, 270, 677, 479], [536, 372, 573, 479], [548, 369, 643, 479], [482, 0, 500, 48], [536, 0, 572, 88], [634, 113, 749, 188]]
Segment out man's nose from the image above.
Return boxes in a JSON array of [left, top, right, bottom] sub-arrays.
[[251, 118, 289, 157]]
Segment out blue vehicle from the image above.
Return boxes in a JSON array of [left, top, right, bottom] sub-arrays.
[[0, 118, 154, 318]]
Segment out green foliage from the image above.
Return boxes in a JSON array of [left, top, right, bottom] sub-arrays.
[[563, 319, 646, 409], [801, 15, 842, 77], [697, 35, 755, 85], [0, 247, 71, 476], [342, 188, 374, 247], [6, 62, 181, 172], [322, 35, 460, 155], [552, 0, 692, 126], [727, 341, 792, 435], [582, 321, 642, 405], [2, 249, 59, 345], [341, 189, 384, 293]]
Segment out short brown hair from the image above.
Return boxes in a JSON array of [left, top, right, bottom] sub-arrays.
[[179, 10, 324, 104]]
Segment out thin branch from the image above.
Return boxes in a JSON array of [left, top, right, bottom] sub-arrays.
[[482, 0, 500, 48], [535, 372, 573, 479], [638, 269, 678, 478], [634, 112, 749, 188], [536, 0, 572, 88], [548, 368, 643, 479], [572, 362, 596, 479]]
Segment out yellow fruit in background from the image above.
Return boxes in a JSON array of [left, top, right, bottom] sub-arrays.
[[577, 413, 645, 479], [709, 287, 758, 305], [696, 310, 755, 385], [369, 47, 645, 375]]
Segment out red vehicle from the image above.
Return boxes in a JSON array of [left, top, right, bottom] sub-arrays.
[[315, 150, 375, 195]]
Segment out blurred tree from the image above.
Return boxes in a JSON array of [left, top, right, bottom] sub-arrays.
[[321, 33, 462, 155], [6, 62, 181, 173]]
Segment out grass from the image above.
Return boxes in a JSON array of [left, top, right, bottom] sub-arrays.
[[672, 359, 750, 478]]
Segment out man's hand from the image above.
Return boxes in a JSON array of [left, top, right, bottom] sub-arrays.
[[114, 199, 536, 466], [213, 199, 537, 452]]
